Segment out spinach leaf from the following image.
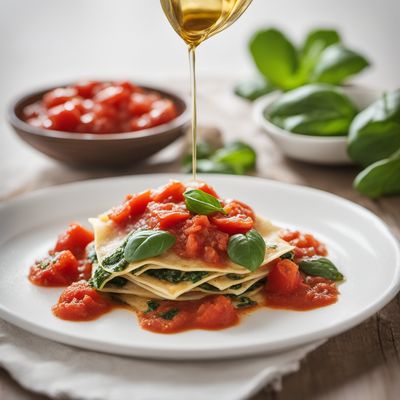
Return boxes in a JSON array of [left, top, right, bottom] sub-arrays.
[[146, 269, 208, 284], [249, 28, 301, 90], [199, 283, 219, 291], [280, 251, 295, 261], [227, 229, 266, 272], [299, 29, 341, 81], [211, 141, 257, 174], [312, 44, 369, 84], [267, 84, 358, 136], [236, 296, 257, 308], [348, 90, 400, 167], [124, 230, 176, 263], [109, 276, 128, 287], [144, 300, 160, 314], [184, 189, 226, 215], [158, 309, 179, 320], [227, 273, 245, 280], [234, 76, 275, 101], [354, 149, 400, 198], [89, 261, 112, 289], [299, 256, 344, 281]]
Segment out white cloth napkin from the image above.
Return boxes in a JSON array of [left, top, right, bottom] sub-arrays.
[[0, 318, 323, 400]]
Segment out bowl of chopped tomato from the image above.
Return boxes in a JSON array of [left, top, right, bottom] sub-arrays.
[[8, 80, 189, 167]]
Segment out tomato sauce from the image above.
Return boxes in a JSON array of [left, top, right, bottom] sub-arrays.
[[265, 259, 338, 310], [52, 281, 112, 321], [29, 223, 94, 287], [280, 229, 327, 260], [23, 80, 178, 134], [138, 295, 239, 334]]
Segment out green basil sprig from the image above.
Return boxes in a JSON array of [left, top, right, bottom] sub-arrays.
[[227, 229, 266, 272], [299, 256, 344, 281], [124, 230, 176, 263], [184, 189, 226, 215]]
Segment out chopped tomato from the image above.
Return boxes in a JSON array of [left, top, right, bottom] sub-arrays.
[[139, 295, 238, 334], [186, 181, 219, 198], [29, 250, 79, 287], [52, 281, 111, 321], [47, 102, 81, 131], [280, 230, 327, 260], [43, 87, 78, 108], [24, 81, 178, 134], [152, 181, 185, 203], [196, 295, 238, 328], [211, 215, 253, 234], [224, 199, 255, 220], [266, 259, 302, 295], [156, 210, 190, 229], [126, 190, 152, 217], [53, 223, 94, 259]]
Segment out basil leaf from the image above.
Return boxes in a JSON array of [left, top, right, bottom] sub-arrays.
[[211, 141, 257, 174], [348, 90, 400, 167], [354, 149, 400, 198], [184, 189, 226, 215], [124, 230, 176, 262], [299, 256, 344, 281], [312, 44, 369, 84], [234, 76, 275, 101], [266, 84, 358, 136], [227, 229, 266, 272], [249, 28, 302, 90]]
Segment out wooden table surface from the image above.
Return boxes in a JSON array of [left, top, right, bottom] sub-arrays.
[[1, 82, 399, 400]]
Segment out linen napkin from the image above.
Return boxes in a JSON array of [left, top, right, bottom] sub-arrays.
[[0, 318, 323, 400]]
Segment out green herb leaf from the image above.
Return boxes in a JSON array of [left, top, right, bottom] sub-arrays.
[[299, 256, 344, 281], [227, 273, 245, 280], [146, 269, 208, 284], [144, 300, 160, 314], [312, 44, 369, 84], [236, 296, 257, 308], [249, 28, 301, 90], [354, 149, 400, 198], [266, 83, 358, 136], [227, 229, 266, 272], [124, 230, 176, 263], [211, 141, 257, 174], [199, 282, 219, 291], [89, 261, 112, 289], [109, 276, 128, 287], [184, 189, 226, 215], [158, 308, 179, 320], [348, 90, 400, 167], [280, 251, 295, 260], [234, 76, 275, 101]]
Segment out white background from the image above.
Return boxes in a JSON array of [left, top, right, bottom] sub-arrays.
[[0, 0, 399, 190]]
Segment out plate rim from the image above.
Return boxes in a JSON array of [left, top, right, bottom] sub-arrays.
[[0, 173, 399, 360]]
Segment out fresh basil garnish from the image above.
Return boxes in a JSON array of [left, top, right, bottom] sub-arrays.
[[299, 256, 344, 281], [183, 189, 226, 215], [124, 230, 176, 263], [227, 229, 266, 272]]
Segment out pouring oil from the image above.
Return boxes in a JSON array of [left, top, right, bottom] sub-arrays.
[[160, 0, 253, 180]]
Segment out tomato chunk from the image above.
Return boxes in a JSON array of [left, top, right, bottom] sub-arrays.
[[152, 181, 185, 203], [126, 190, 152, 217], [280, 230, 327, 260], [266, 259, 302, 295], [186, 181, 219, 198], [211, 215, 253, 234], [43, 88, 78, 108], [196, 295, 238, 328], [52, 281, 111, 321], [29, 250, 79, 287], [48, 102, 81, 131], [53, 223, 94, 259]]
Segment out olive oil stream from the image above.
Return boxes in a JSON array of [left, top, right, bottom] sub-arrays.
[[160, 0, 253, 180]]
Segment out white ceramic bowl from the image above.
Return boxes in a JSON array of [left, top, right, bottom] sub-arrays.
[[253, 86, 382, 165]]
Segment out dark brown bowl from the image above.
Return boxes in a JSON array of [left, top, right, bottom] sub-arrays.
[[8, 83, 190, 168]]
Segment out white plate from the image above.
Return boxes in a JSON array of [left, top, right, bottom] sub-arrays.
[[0, 174, 399, 360]]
